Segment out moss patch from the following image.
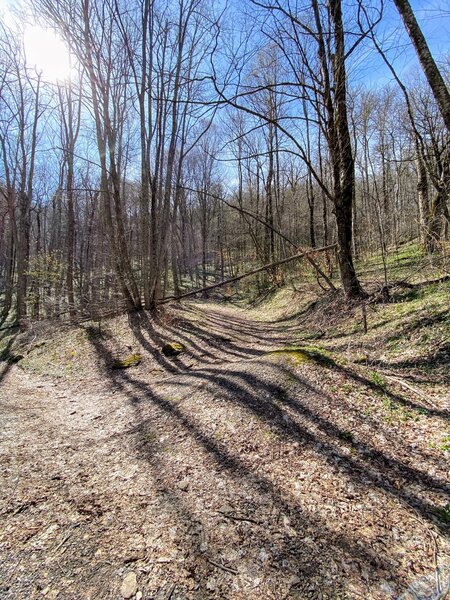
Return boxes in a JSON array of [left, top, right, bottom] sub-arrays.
[[266, 347, 312, 365], [266, 345, 334, 367], [112, 353, 142, 369], [161, 342, 185, 357]]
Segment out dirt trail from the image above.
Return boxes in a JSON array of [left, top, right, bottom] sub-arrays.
[[0, 304, 449, 599]]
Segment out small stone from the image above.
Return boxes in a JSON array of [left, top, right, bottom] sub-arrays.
[[121, 572, 138, 599], [206, 577, 216, 591], [258, 548, 269, 563], [135, 592, 143, 600], [218, 502, 233, 514], [186, 577, 196, 590], [178, 479, 189, 491]]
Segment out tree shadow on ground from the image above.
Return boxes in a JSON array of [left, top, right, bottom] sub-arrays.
[[164, 318, 268, 360], [368, 344, 450, 380], [84, 318, 449, 597], [305, 351, 449, 422], [86, 334, 390, 596], [177, 361, 450, 521], [131, 307, 274, 367]]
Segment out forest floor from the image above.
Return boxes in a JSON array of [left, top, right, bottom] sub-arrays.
[[1, 265, 450, 599]]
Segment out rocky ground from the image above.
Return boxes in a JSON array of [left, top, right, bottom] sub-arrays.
[[0, 302, 449, 599]]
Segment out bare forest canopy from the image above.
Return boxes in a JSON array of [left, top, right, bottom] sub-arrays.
[[0, 0, 449, 325]]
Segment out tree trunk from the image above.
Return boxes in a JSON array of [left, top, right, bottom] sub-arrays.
[[16, 191, 31, 323], [427, 192, 446, 253], [416, 154, 430, 248], [393, 0, 450, 133], [329, 0, 365, 297]]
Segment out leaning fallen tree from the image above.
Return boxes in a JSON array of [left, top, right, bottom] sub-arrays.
[[181, 186, 337, 292], [157, 243, 337, 305]]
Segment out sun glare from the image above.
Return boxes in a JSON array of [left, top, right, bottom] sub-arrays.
[[23, 25, 72, 83]]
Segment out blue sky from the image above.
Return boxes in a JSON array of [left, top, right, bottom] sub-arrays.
[[348, 0, 450, 86], [1, 0, 449, 85]]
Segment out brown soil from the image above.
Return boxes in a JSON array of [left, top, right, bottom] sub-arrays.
[[0, 303, 449, 599]]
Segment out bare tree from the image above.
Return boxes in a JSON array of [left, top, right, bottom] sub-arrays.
[[213, 0, 373, 296], [393, 0, 450, 133]]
